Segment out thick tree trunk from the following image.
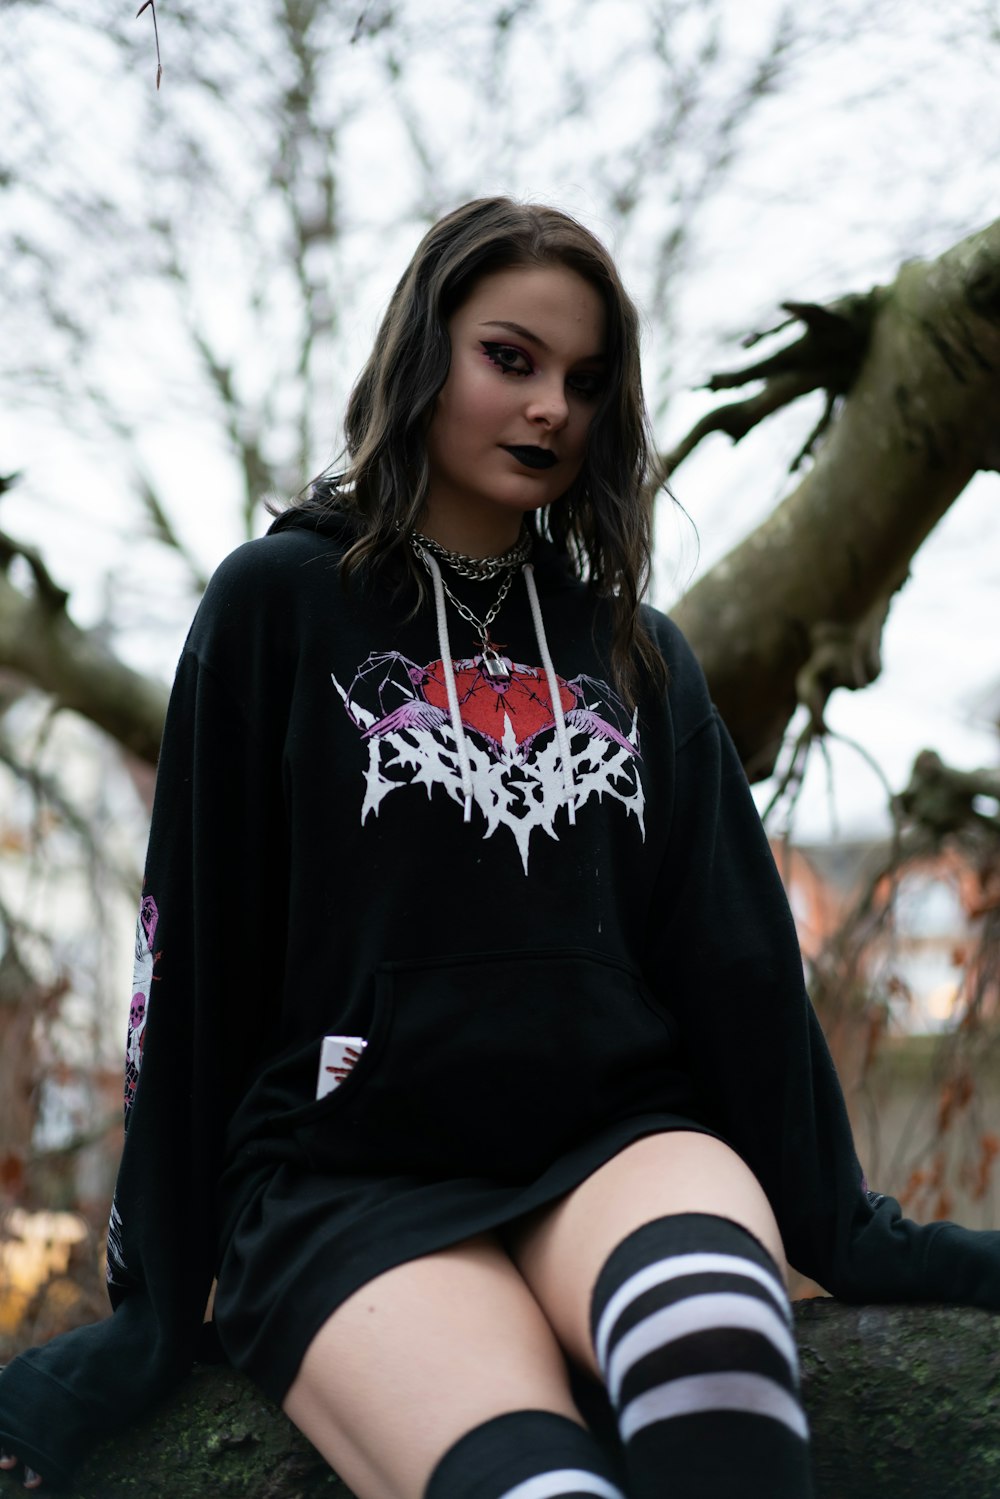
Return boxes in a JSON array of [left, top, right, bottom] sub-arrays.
[[33, 1301, 1000, 1499], [672, 216, 1000, 777]]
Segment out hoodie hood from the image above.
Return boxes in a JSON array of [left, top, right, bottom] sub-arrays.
[[266, 502, 359, 543]]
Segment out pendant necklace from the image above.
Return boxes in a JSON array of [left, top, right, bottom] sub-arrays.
[[410, 529, 532, 682]]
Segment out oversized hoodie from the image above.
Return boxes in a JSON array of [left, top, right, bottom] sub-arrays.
[[2, 509, 1000, 1487]]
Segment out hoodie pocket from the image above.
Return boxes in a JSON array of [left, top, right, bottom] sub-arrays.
[[287, 948, 682, 1179]]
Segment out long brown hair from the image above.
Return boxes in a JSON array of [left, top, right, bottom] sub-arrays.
[[288, 197, 666, 704]]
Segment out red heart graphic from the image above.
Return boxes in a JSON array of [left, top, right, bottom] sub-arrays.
[[422, 659, 575, 747]]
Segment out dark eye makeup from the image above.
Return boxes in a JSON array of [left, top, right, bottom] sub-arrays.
[[479, 341, 604, 398], [480, 341, 533, 376]]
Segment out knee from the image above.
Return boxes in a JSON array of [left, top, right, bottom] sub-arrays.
[[589, 1211, 797, 1396], [642, 1131, 789, 1285], [586, 1213, 812, 1497]]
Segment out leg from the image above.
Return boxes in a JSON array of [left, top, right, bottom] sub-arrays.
[[507, 1132, 813, 1498], [281, 1232, 624, 1499], [505, 1132, 786, 1374]]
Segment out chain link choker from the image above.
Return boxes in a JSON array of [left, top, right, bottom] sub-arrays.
[[410, 528, 532, 581]]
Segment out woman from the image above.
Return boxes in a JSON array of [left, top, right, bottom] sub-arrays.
[[2, 198, 999, 1499]]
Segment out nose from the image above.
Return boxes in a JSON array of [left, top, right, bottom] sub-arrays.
[[525, 375, 569, 430]]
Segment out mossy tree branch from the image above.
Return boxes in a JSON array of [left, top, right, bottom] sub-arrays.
[[22, 1302, 999, 1499]]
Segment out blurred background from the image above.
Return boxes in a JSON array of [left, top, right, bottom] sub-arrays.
[[1, 0, 998, 1330]]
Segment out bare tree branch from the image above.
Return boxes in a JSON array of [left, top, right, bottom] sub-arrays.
[[662, 291, 883, 475], [0, 549, 167, 765]]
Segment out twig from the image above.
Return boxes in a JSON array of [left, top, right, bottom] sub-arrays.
[[136, 0, 163, 90], [759, 718, 815, 828], [351, 4, 373, 43]]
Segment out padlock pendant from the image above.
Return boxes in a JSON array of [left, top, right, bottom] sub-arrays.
[[481, 647, 510, 681]]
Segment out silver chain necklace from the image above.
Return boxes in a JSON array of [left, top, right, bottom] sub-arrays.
[[410, 530, 531, 681]]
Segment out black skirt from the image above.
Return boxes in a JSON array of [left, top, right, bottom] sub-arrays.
[[213, 1109, 724, 1404]]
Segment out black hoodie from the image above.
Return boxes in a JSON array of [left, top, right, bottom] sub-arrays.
[[2, 511, 999, 1487]]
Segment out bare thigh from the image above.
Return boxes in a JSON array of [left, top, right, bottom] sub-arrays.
[[506, 1131, 787, 1378], [282, 1233, 584, 1499]]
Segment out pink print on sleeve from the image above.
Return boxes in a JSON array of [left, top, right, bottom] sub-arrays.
[[124, 894, 159, 1122]]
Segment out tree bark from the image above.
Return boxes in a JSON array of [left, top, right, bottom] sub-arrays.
[[27, 1301, 998, 1499], [798, 1300, 1000, 1499]]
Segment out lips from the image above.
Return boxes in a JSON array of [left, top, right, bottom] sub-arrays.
[[502, 445, 558, 471]]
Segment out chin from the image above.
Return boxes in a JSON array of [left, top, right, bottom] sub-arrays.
[[498, 476, 562, 510]]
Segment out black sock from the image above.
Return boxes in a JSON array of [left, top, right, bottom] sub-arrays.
[[590, 1213, 814, 1498], [423, 1409, 627, 1499]]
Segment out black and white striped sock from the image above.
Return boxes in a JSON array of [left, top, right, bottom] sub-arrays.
[[590, 1213, 813, 1498], [423, 1409, 627, 1499]]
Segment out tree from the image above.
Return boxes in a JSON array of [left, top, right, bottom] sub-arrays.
[[669, 217, 1000, 778]]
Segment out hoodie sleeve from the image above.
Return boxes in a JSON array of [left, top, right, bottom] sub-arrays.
[[650, 625, 1000, 1307], [0, 574, 289, 1487]]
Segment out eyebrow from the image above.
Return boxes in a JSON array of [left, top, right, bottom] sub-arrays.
[[478, 320, 606, 362]]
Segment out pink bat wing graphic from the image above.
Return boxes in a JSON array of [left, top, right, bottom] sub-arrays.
[[363, 700, 449, 738], [564, 707, 639, 755]]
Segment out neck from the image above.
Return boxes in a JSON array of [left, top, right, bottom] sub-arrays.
[[418, 499, 525, 559]]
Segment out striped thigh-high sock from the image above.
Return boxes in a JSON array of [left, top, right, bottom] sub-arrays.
[[423, 1410, 627, 1499], [590, 1213, 813, 1499]]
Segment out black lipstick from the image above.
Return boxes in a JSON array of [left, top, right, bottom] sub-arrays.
[[502, 445, 558, 471]]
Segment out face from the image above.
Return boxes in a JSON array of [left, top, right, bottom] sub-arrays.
[[423, 262, 607, 550]]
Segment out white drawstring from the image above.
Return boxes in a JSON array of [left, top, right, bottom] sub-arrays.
[[523, 562, 577, 824], [418, 550, 577, 827], [419, 547, 474, 821]]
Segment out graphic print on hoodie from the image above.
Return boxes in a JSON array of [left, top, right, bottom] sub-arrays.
[[332, 648, 645, 871], [108, 892, 160, 1291], [124, 894, 160, 1120]]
